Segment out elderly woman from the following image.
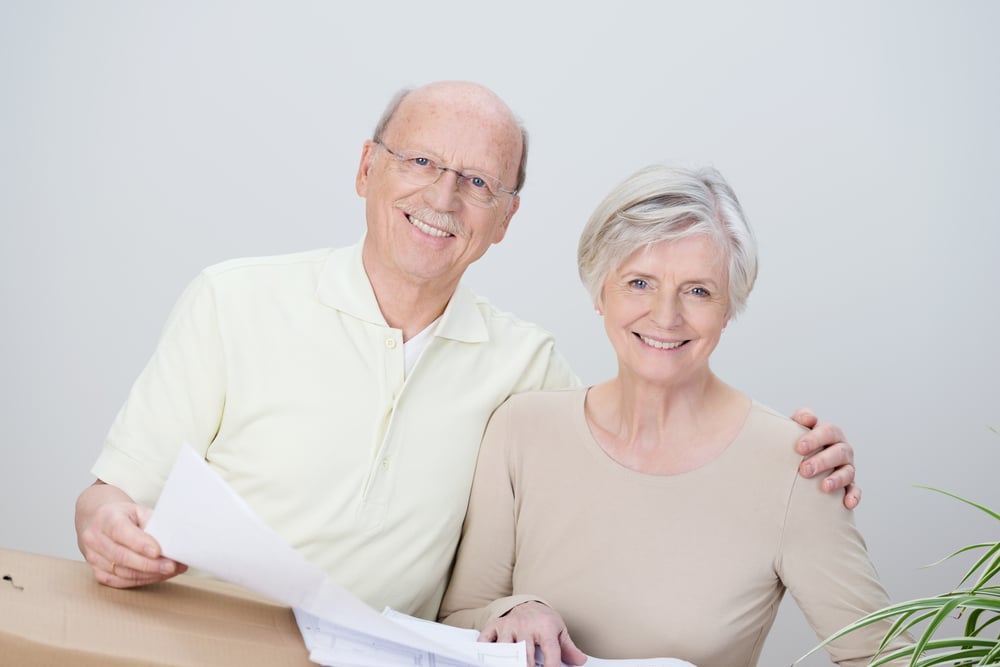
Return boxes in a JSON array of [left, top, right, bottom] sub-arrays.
[[439, 165, 904, 667]]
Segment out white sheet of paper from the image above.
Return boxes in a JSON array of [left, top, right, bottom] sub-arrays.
[[380, 610, 694, 667], [297, 607, 529, 667], [144, 444, 495, 666], [298, 608, 694, 667]]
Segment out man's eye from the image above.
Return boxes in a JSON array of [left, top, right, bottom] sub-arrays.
[[412, 156, 432, 167], [468, 176, 488, 189]]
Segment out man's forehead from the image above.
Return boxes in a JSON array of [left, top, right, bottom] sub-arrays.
[[386, 98, 521, 177]]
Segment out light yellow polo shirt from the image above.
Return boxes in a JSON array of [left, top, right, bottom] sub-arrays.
[[92, 243, 578, 619]]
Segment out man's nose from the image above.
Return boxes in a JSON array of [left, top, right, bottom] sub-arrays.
[[421, 168, 463, 211]]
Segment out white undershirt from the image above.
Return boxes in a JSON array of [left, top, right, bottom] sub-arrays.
[[403, 317, 440, 375]]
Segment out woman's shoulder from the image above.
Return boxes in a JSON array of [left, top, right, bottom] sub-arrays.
[[499, 386, 588, 416], [486, 387, 589, 460], [735, 401, 811, 466], [747, 401, 810, 437]]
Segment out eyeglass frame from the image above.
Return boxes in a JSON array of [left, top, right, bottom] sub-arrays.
[[373, 141, 519, 206]]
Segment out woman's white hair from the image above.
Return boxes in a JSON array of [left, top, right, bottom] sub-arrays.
[[577, 164, 758, 318]]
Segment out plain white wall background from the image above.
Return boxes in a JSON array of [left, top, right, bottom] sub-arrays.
[[2, 1, 998, 664]]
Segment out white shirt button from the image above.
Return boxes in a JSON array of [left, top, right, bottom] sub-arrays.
[[385, 338, 396, 349]]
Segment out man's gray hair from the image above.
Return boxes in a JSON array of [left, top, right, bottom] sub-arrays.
[[577, 164, 758, 318], [372, 86, 530, 193]]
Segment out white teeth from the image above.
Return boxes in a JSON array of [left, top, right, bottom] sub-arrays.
[[408, 215, 452, 237], [639, 335, 684, 350]]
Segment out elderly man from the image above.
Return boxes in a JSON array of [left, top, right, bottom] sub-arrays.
[[75, 81, 857, 620]]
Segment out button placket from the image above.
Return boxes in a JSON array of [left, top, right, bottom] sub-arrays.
[[363, 327, 404, 503]]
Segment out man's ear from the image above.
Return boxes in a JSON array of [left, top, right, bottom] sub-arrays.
[[356, 140, 378, 197], [493, 195, 520, 244]]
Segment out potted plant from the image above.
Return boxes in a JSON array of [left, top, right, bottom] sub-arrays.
[[796, 486, 1000, 666]]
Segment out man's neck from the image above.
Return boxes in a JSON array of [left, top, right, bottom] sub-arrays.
[[362, 258, 457, 343]]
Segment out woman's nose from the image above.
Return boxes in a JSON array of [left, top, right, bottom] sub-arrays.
[[650, 292, 683, 328]]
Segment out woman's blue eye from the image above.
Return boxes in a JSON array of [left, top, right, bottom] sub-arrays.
[[690, 287, 709, 297], [629, 279, 648, 289]]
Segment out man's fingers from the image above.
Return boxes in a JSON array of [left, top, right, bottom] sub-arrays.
[[112, 515, 162, 560], [94, 556, 184, 588], [820, 463, 855, 492], [797, 423, 849, 457], [799, 441, 854, 478], [135, 504, 154, 529], [106, 541, 166, 576], [844, 482, 862, 509], [790, 407, 818, 429], [94, 525, 182, 583], [816, 465, 863, 510], [93, 557, 142, 588]]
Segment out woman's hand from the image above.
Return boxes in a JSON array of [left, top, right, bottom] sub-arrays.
[[791, 408, 861, 509], [480, 601, 587, 667]]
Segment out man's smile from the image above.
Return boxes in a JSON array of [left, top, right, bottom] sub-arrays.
[[406, 213, 454, 237]]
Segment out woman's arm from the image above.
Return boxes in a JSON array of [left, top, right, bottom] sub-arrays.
[[439, 399, 534, 627], [779, 471, 909, 666], [439, 400, 586, 667]]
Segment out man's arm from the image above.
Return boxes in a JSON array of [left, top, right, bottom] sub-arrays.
[[791, 409, 861, 510], [75, 480, 186, 588], [78, 271, 225, 586]]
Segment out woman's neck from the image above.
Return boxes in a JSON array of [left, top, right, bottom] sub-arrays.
[[585, 372, 750, 475]]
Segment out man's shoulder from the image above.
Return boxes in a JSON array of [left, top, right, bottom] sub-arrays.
[[176, 248, 345, 310], [466, 291, 556, 339], [440, 287, 579, 389], [191, 248, 344, 298], [202, 248, 334, 280]]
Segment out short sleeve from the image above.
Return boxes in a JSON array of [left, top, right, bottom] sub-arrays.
[[91, 272, 227, 506]]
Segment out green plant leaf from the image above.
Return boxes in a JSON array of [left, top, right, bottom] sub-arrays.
[[794, 486, 1000, 666], [970, 610, 1000, 636], [915, 486, 1000, 522], [922, 543, 993, 570], [961, 543, 1000, 589], [973, 552, 1000, 590]]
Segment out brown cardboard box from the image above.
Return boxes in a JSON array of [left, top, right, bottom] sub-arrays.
[[0, 548, 314, 666]]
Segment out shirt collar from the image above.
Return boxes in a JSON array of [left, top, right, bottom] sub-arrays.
[[316, 242, 489, 343]]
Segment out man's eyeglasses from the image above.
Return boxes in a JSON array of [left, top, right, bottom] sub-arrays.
[[375, 142, 517, 208]]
